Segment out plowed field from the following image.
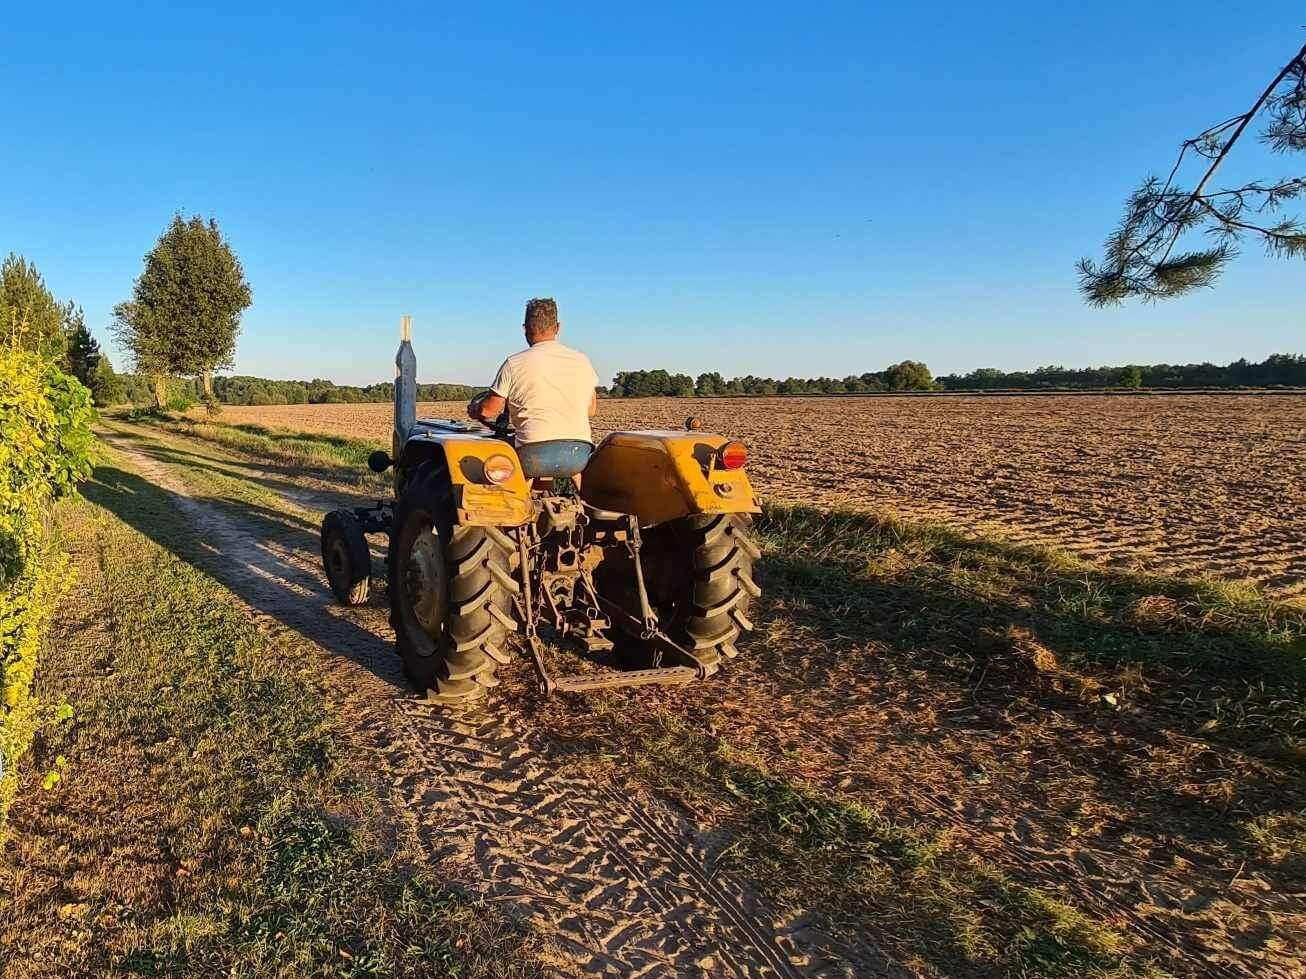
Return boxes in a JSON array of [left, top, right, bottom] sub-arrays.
[[201, 394, 1306, 595]]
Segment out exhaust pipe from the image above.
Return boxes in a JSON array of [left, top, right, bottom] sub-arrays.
[[393, 314, 416, 462]]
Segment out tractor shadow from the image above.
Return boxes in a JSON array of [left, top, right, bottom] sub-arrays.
[[81, 463, 408, 693], [738, 504, 1306, 890]]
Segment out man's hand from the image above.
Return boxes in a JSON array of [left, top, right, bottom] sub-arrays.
[[467, 390, 507, 424]]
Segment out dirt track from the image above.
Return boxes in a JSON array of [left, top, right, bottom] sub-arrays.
[[203, 394, 1306, 596], [97, 422, 892, 979]]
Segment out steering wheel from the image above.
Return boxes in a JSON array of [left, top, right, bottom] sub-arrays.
[[488, 407, 512, 440]]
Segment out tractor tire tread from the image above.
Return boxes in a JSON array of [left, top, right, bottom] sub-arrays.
[[390, 462, 518, 702], [671, 513, 758, 670]]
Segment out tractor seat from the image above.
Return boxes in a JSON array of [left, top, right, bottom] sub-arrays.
[[515, 439, 593, 479]]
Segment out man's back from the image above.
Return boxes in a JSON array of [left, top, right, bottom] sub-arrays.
[[491, 339, 599, 444]]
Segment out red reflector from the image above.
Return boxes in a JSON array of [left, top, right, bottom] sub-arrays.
[[719, 441, 747, 470]]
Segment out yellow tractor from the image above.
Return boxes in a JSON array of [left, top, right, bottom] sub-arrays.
[[320, 320, 761, 702]]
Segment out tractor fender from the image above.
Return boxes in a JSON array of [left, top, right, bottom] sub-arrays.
[[580, 431, 762, 526], [398, 432, 534, 527]]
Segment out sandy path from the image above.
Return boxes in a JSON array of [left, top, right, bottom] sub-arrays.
[[97, 424, 900, 979]]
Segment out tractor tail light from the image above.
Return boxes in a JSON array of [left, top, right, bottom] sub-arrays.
[[719, 441, 748, 470], [483, 454, 516, 484]]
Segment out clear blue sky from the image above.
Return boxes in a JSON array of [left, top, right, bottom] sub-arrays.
[[3, 3, 1303, 386]]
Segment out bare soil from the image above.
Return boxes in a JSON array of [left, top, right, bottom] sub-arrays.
[[200, 394, 1306, 596]]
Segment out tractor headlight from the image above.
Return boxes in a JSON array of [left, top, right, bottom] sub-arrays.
[[483, 454, 516, 485]]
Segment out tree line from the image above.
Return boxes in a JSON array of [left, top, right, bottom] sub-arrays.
[[110, 374, 478, 408], [0, 253, 118, 404], [938, 354, 1305, 391], [608, 361, 938, 397], [96, 352, 1306, 408], [605, 355, 1303, 397]]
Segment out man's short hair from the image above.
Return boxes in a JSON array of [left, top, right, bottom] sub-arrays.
[[524, 297, 560, 339]]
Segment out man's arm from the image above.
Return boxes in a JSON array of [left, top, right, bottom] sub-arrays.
[[467, 390, 507, 424], [589, 390, 597, 417], [469, 358, 512, 424]]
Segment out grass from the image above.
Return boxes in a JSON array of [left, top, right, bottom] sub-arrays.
[[760, 503, 1306, 678], [100, 416, 1306, 978], [118, 409, 386, 474], [0, 461, 550, 978]]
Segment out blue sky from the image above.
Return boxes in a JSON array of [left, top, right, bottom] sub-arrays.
[[3, 3, 1303, 386]]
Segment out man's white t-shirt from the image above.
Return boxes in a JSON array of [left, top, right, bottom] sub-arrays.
[[490, 340, 600, 445]]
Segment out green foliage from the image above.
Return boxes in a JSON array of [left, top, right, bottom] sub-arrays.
[[1081, 44, 1306, 303], [0, 253, 68, 361], [89, 355, 125, 406], [64, 305, 101, 387], [883, 359, 937, 391], [609, 369, 695, 397], [165, 389, 197, 412], [114, 214, 252, 401], [609, 367, 902, 397], [1119, 365, 1144, 388], [940, 353, 1306, 390], [0, 345, 94, 832], [117, 374, 479, 407]]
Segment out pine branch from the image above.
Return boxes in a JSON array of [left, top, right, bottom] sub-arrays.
[[1081, 41, 1306, 304]]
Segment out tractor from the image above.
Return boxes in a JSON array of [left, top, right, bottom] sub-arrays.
[[319, 318, 761, 702]]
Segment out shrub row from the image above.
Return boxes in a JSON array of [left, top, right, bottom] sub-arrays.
[[0, 346, 94, 829]]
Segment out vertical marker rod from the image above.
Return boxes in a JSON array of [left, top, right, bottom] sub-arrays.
[[394, 314, 417, 464]]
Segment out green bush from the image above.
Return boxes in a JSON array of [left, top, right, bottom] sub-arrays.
[[0, 345, 94, 828]]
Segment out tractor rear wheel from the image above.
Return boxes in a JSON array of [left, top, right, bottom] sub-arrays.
[[388, 462, 518, 703], [321, 509, 371, 606], [614, 513, 761, 673]]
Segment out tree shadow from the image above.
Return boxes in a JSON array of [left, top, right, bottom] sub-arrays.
[[102, 428, 384, 510], [81, 464, 407, 694]]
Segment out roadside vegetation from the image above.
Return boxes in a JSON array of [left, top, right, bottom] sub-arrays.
[[1, 319, 95, 833], [0, 459, 551, 977]]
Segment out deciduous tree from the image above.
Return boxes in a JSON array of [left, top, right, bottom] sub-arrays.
[[114, 215, 251, 405], [884, 360, 936, 391], [89, 355, 125, 406]]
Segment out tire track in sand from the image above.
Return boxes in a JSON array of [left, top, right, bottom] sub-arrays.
[[98, 427, 903, 979]]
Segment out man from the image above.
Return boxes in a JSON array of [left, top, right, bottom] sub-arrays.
[[468, 297, 599, 445]]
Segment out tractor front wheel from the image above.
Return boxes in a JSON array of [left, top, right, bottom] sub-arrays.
[[388, 462, 518, 703], [321, 509, 372, 606]]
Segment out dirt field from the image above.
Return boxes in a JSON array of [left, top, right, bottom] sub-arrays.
[[204, 394, 1306, 596]]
